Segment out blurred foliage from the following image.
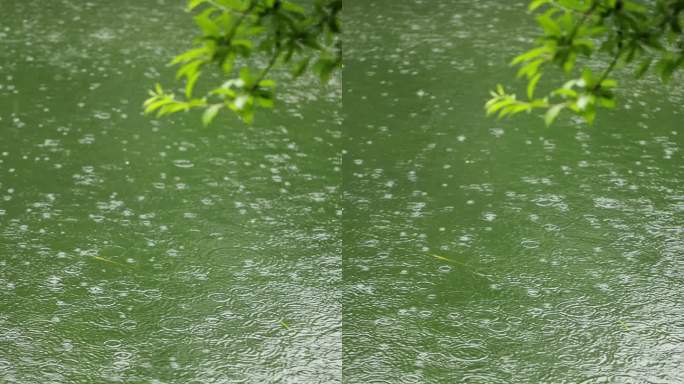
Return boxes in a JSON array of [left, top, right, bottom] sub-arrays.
[[144, 0, 341, 125], [486, 0, 684, 125]]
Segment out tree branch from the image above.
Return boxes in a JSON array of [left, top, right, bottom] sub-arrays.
[[251, 47, 282, 90]]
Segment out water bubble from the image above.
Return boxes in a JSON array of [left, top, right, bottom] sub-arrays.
[[483, 212, 497, 221], [374, 317, 395, 326], [451, 343, 489, 363], [93, 111, 111, 120], [521, 240, 540, 249], [208, 292, 231, 303], [173, 159, 194, 168], [120, 320, 137, 330], [160, 317, 192, 332], [594, 197, 622, 209], [104, 339, 122, 348]]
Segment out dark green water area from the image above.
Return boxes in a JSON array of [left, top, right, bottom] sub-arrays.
[[1, 0, 682, 383]]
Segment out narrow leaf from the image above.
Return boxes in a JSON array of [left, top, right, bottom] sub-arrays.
[[527, 73, 542, 99], [202, 104, 221, 126], [186, 71, 201, 98], [544, 104, 564, 126]]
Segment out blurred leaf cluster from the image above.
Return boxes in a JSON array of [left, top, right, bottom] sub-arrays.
[[486, 0, 684, 125], [145, 0, 341, 125]]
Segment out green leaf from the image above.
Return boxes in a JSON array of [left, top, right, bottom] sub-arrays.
[[239, 67, 252, 84], [563, 52, 577, 73], [202, 104, 221, 126], [575, 94, 593, 111], [510, 103, 533, 113], [581, 105, 596, 124], [176, 60, 203, 80], [586, 26, 607, 36], [194, 8, 220, 36], [573, 38, 594, 50], [557, 0, 592, 11], [656, 57, 678, 83], [313, 58, 337, 83], [600, 79, 618, 88], [517, 58, 544, 78], [158, 103, 191, 115], [291, 57, 311, 77], [599, 96, 616, 108], [221, 52, 236, 74], [282, 1, 306, 14], [531, 99, 548, 108], [527, 73, 542, 99], [232, 95, 250, 110], [558, 10, 576, 31], [486, 98, 517, 116], [185, 71, 201, 98], [187, 0, 207, 11], [258, 79, 276, 88], [170, 47, 208, 65], [237, 25, 266, 36], [536, 12, 561, 36], [544, 104, 564, 126], [623, 0, 647, 13], [241, 109, 254, 124], [552, 88, 577, 98], [581, 68, 594, 86], [256, 96, 274, 108], [511, 46, 551, 66], [216, 0, 249, 11], [210, 87, 237, 98], [635, 57, 653, 78], [144, 99, 169, 114], [529, 0, 551, 12], [232, 39, 253, 49]]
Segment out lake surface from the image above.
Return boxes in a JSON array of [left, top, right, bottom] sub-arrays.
[[1, 1, 341, 382], [343, 1, 683, 383], [1, 0, 683, 383]]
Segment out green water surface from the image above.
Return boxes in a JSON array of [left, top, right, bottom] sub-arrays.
[[1, 0, 683, 383]]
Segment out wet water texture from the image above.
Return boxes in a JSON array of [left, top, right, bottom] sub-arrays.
[[1, 0, 341, 382], [343, 0, 683, 383], [1, 0, 683, 383]]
